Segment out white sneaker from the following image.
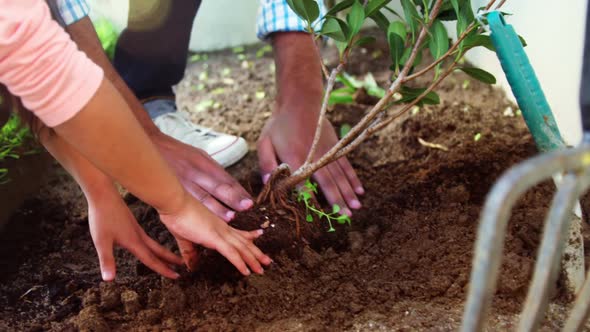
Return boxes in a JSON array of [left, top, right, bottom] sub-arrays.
[[150, 105, 248, 168]]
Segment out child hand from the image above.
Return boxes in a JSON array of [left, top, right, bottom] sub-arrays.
[[87, 186, 183, 281], [159, 194, 272, 276]]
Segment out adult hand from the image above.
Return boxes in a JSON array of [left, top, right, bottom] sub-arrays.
[[258, 32, 364, 215], [258, 110, 364, 216], [151, 132, 254, 222], [87, 184, 183, 281]]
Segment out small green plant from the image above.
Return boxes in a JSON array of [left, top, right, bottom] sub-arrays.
[[0, 114, 36, 184], [297, 179, 351, 232], [330, 72, 385, 105]]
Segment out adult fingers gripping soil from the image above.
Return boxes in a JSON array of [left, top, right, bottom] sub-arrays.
[[181, 178, 235, 222], [313, 168, 353, 216], [257, 135, 279, 184], [185, 167, 253, 212], [337, 157, 365, 195], [326, 161, 362, 210]]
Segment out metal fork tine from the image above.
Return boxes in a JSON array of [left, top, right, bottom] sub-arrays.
[[564, 267, 590, 331], [518, 172, 590, 332], [462, 147, 590, 332]]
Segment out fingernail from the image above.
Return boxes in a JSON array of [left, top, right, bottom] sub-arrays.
[[355, 186, 365, 195], [262, 174, 270, 184], [240, 199, 253, 210], [343, 208, 352, 216], [173, 272, 181, 279], [225, 211, 236, 221], [349, 199, 362, 209], [245, 269, 251, 276], [102, 271, 114, 281], [257, 229, 264, 236]]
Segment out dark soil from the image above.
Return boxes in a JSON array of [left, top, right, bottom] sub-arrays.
[[0, 31, 586, 331]]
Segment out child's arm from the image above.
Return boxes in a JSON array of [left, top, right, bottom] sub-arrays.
[[0, 0, 271, 275], [54, 80, 270, 275], [40, 129, 184, 281]]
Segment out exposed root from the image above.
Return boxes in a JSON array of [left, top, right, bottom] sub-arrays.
[[256, 163, 292, 205], [256, 164, 302, 237]]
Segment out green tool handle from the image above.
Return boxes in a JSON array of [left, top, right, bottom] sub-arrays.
[[580, 0, 590, 135], [488, 11, 565, 152]]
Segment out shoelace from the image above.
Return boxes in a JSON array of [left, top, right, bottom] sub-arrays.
[[158, 112, 218, 139]]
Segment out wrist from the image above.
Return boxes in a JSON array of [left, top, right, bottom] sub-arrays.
[[81, 176, 118, 207], [272, 33, 324, 114]]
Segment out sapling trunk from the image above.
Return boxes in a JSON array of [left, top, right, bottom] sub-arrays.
[[260, 0, 509, 195]]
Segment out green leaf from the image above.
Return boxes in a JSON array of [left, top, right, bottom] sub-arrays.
[[399, 43, 424, 72], [306, 214, 314, 222], [332, 204, 341, 214], [456, 0, 475, 47], [382, 5, 405, 21], [321, 17, 349, 42], [369, 10, 390, 32], [329, 87, 355, 106], [462, 33, 495, 52], [458, 67, 496, 84], [337, 214, 352, 225], [395, 86, 440, 105], [365, 0, 392, 17], [429, 0, 456, 21], [387, 21, 407, 72], [429, 20, 449, 59], [450, 0, 459, 15], [363, 73, 386, 98], [428, 19, 449, 77], [325, 0, 354, 17], [339, 124, 352, 138], [335, 40, 348, 59], [347, 0, 365, 38], [286, 0, 320, 25], [337, 72, 364, 89], [336, 214, 351, 225], [401, 0, 420, 40], [354, 35, 377, 47]]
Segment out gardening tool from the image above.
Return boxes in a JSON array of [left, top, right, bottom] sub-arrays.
[[460, 9, 590, 332]]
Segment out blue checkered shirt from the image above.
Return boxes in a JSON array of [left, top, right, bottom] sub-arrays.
[[56, 0, 326, 40], [54, 0, 90, 26], [256, 0, 327, 39]]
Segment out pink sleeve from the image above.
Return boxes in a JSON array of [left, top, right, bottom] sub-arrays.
[[0, 0, 104, 127]]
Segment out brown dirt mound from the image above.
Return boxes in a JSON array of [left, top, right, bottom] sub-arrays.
[[0, 32, 584, 331]]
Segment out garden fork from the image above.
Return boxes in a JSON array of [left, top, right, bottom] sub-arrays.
[[460, 8, 590, 332]]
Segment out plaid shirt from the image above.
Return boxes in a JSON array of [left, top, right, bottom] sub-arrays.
[[56, 0, 326, 40], [256, 0, 326, 39]]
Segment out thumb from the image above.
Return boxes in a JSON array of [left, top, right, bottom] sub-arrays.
[[95, 240, 116, 281], [175, 237, 200, 271], [257, 136, 278, 184]]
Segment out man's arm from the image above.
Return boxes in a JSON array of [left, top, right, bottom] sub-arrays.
[[256, 1, 364, 214]]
